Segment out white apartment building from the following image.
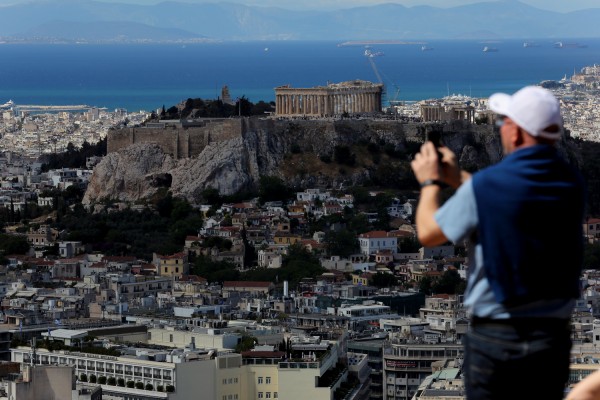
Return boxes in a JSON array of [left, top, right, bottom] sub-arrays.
[[11, 334, 358, 400], [358, 231, 398, 256], [333, 302, 400, 330], [147, 325, 240, 351], [296, 188, 331, 202]]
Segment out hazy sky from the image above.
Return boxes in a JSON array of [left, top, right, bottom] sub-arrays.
[[0, 0, 597, 12], [51, 0, 599, 13]]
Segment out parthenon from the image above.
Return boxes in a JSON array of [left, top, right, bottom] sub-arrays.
[[274, 80, 383, 117]]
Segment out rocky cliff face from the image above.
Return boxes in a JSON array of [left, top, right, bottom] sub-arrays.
[[82, 118, 506, 206]]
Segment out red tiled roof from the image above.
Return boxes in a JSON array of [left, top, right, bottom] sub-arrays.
[[359, 230, 392, 239], [55, 258, 80, 264], [103, 256, 136, 263], [181, 275, 207, 283], [156, 252, 186, 259], [223, 281, 272, 288]]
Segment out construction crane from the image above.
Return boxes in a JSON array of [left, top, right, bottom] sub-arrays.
[[365, 48, 384, 84], [364, 47, 401, 107]]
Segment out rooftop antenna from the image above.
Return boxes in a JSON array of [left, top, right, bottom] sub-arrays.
[[30, 337, 37, 367]]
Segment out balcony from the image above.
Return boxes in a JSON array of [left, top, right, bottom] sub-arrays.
[[317, 364, 348, 388]]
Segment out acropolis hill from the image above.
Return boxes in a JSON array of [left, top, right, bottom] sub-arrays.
[[89, 117, 509, 206], [91, 115, 584, 206], [106, 117, 498, 160]]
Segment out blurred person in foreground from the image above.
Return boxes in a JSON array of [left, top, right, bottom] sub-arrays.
[[410, 85, 585, 400], [567, 369, 600, 400]]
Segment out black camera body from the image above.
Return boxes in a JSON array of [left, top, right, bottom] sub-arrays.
[[426, 131, 443, 163], [426, 131, 442, 148]]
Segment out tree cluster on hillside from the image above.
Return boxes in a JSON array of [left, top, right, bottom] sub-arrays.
[[418, 270, 466, 295], [55, 191, 202, 260], [154, 96, 275, 120], [40, 137, 107, 171], [191, 243, 325, 288]]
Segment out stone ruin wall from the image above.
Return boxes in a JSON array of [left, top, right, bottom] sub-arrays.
[[107, 117, 494, 160], [107, 119, 244, 159]]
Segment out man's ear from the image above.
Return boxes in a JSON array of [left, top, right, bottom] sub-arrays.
[[512, 126, 526, 147]]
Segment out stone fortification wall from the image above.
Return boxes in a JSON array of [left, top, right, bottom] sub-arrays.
[[107, 119, 243, 158], [107, 118, 499, 172]]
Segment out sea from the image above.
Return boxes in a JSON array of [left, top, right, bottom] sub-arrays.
[[1, 38, 600, 112]]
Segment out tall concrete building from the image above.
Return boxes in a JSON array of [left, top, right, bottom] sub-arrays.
[[275, 80, 383, 117], [10, 332, 369, 400]]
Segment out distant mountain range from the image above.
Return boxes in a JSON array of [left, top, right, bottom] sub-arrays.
[[0, 0, 599, 42]]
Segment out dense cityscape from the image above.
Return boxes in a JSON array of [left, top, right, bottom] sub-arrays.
[[0, 64, 600, 400]]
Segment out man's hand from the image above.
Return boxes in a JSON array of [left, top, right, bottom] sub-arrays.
[[411, 142, 469, 189], [411, 142, 442, 184]]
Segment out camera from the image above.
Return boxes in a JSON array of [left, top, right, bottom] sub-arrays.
[[426, 131, 443, 163], [426, 131, 442, 148]]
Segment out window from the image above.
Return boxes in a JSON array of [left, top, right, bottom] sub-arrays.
[[228, 378, 233, 384], [258, 377, 263, 384], [266, 377, 271, 384], [274, 393, 278, 398], [169, 334, 173, 342], [258, 393, 263, 399], [223, 379, 227, 385], [266, 393, 271, 399], [234, 378, 238, 383], [164, 267, 168, 273]]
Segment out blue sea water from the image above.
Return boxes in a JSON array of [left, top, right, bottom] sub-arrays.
[[0, 39, 599, 112]]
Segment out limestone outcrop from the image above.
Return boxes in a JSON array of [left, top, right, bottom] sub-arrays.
[[82, 118, 506, 206]]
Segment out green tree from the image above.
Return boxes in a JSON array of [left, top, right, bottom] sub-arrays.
[[192, 256, 240, 283], [419, 276, 433, 295], [584, 243, 600, 269], [400, 237, 421, 253], [432, 269, 465, 295], [235, 333, 258, 352], [324, 230, 358, 258], [201, 188, 222, 206], [258, 176, 295, 204], [334, 145, 356, 166], [0, 234, 29, 254], [370, 272, 398, 288]]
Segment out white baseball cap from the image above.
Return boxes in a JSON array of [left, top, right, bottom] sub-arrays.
[[488, 85, 563, 139]]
